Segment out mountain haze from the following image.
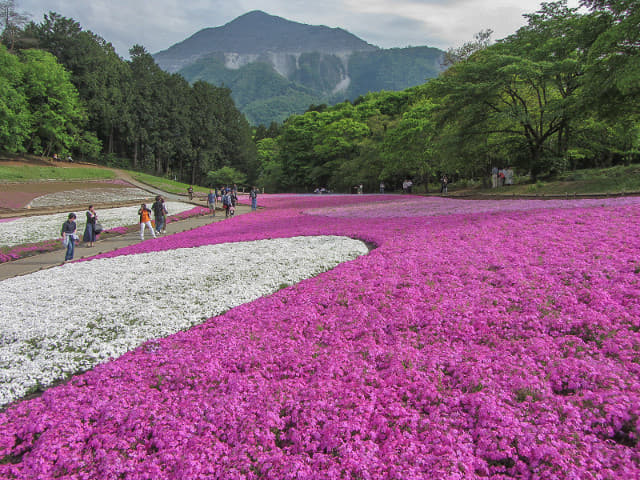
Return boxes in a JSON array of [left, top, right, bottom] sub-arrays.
[[153, 11, 444, 125]]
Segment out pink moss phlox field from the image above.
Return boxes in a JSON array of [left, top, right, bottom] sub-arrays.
[[2, 195, 640, 479]]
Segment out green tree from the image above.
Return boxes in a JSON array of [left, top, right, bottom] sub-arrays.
[[427, 2, 607, 178], [206, 166, 247, 186], [255, 137, 283, 192], [581, 0, 640, 115], [20, 48, 97, 157], [26, 13, 134, 157], [0, 44, 30, 151]]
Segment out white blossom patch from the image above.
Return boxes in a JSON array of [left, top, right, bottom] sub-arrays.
[[0, 202, 194, 248], [0, 236, 369, 407], [28, 187, 153, 208]]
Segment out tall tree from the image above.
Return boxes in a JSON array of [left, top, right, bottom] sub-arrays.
[[25, 12, 131, 156], [0, 44, 30, 151], [19, 48, 98, 156], [0, 0, 28, 51], [580, 0, 640, 115]]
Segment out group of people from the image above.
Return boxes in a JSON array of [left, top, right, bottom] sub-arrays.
[[60, 184, 261, 262], [206, 185, 259, 216], [491, 167, 514, 188], [138, 195, 168, 240]]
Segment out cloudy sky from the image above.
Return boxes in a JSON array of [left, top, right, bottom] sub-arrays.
[[18, 0, 582, 58]]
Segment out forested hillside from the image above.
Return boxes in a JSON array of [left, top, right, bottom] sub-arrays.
[[178, 46, 444, 125], [252, 1, 639, 193], [0, 8, 257, 187]]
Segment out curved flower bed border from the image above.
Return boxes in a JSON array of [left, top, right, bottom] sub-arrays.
[[1, 194, 639, 479]]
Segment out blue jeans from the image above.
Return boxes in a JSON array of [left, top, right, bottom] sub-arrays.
[[155, 216, 165, 232], [251, 198, 257, 211], [65, 236, 75, 261]]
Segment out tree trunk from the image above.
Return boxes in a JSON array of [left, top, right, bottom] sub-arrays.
[[133, 141, 139, 170]]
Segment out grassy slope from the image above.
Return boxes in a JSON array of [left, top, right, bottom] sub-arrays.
[[127, 171, 210, 195], [0, 165, 116, 182]]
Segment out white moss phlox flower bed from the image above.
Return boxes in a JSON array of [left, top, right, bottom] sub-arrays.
[[0, 235, 369, 407], [0, 202, 194, 248], [28, 187, 153, 208]]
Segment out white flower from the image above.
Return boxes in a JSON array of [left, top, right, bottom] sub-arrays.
[[0, 236, 368, 407], [28, 187, 153, 208]]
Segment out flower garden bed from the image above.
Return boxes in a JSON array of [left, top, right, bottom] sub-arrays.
[[0, 194, 639, 479]]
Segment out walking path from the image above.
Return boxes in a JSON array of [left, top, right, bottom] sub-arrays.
[[0, 205, 251, 281]]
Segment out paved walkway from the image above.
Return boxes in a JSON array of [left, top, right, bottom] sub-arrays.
[[0, 204, 252, 282]]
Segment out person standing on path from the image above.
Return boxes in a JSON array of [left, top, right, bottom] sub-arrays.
[[187, 185, 194, 200], [491, 166, 498, 189], [207, 189, 216, 216], [138, 203, 156, 240], [152, 196, 167, 234], [249, 186, 258, 211], [440, 174, 448, 194], [83, 205, 97, 247], [61, 213, 77, 262]]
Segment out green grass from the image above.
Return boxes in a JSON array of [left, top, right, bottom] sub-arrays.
[[127, 171, 210, 195], [451, 164, 640, 196], [0, 165, 116, 182]]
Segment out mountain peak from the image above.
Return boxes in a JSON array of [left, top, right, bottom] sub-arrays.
[[154, 11, 378, 72]]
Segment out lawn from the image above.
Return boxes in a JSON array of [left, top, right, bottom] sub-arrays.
[[1, 194, 638, 479], [0, 165, 116, 182]]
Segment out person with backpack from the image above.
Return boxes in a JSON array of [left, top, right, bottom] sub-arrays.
[[222, 190, 232, 218], [151, 196, 168, 234], [138, 203, 156, 240]]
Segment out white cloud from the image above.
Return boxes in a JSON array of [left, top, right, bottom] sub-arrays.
[[18, 0, 582, 57]]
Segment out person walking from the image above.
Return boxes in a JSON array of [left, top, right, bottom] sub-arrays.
[[207, 189, 216, 216], [249, 186, 258, 211], [440, 174, 448, 194], [152, 195, 168, 234], [187, 185, 194, 200], [379, 181, 385, 194], [222, 190, 232, 218], [83, 205, 97, 247], [138, 203, 156, 240], [61, 213, 77, 262]]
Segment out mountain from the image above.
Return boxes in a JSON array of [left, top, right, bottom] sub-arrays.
[[153, 11, 445, 125], [154, 10, 378, 73]]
